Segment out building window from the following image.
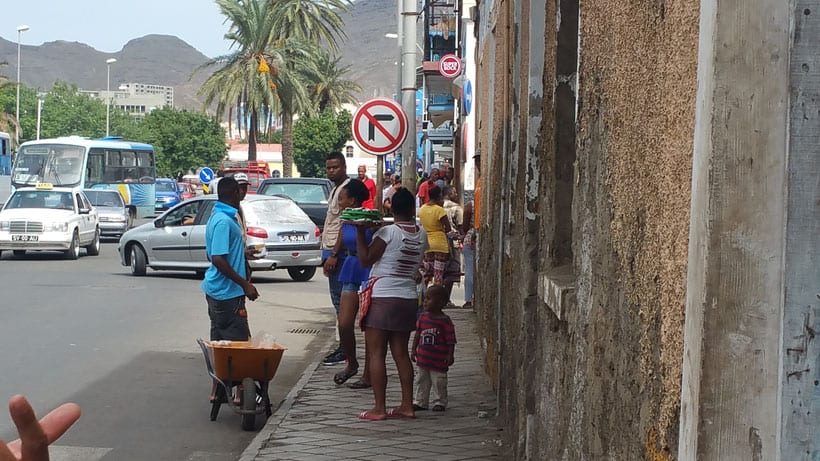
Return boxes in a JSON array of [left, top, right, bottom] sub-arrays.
[[345, 146, 354, 158]]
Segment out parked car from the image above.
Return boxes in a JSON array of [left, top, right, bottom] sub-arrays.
[[84, 189, 130, 238], [118, 194, 322, 281], [155, 178, 182, 212], [256, 178, 333, 232], [178, 182, 197, 200], [0, 184, 100, 259]]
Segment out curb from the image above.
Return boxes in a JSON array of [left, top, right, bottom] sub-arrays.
[[237, 335, 337, 461]]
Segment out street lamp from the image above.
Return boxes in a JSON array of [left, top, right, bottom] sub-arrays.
[[105, 58, 117, 136], [15, 24, 30, 146]]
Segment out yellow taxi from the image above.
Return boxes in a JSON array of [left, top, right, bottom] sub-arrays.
[[0, 183, 100, 259]]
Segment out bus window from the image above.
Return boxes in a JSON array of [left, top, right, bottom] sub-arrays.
[[136, 150, 155, 181], [86, 151, 105, 186]]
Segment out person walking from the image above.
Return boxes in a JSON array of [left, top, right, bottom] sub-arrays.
[[321, 153, 351, 366], [441, 186, 463, 308], [418, 186, 452, 286], [411, 285, 456, 412], [354, 188, 428, 420], [357, 165, 377, 209]]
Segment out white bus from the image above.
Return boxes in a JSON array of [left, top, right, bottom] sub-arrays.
[[0, 132, 10, 175], [11, 136, 157, 218]]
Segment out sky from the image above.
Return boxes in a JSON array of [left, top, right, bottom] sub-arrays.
[[1, 0, 234, 58]]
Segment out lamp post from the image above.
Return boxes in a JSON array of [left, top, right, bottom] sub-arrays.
[[15, 24, 30, 146], [105, 58, 117, 136]]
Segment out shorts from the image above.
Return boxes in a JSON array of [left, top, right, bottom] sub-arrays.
[[342, 281, 362, 293], [206, 294, 250, 341], [362, 297, 418, 332]]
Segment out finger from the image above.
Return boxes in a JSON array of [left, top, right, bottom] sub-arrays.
[[7, 396, 81, 458], [0, 437, 17, 461]]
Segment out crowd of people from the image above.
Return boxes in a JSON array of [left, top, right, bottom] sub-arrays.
[[320, 153, 476, 420]]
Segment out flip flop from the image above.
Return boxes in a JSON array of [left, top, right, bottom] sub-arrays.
[[347, 379, 372, 389], [333, 367, 358, 385], [358, 411, 386, 421], [386, 408, 416, 419]]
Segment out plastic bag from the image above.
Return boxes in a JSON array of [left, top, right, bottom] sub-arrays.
[[251, 331, 277, 348]]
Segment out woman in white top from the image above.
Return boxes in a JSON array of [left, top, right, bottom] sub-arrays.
[[354, 188, 428, 420]]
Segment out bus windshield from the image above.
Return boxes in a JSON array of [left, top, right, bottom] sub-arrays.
[[12, 144, 85, 187]]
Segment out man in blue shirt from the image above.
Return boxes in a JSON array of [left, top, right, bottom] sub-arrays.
[[201, 176, 259, 341]]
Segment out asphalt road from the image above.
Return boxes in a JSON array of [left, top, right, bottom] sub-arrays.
[[0, 176, 337, 461]]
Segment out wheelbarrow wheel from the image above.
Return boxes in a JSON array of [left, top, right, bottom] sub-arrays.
[[241, 377, 256, 431]]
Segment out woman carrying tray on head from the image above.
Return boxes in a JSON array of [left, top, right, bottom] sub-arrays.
[[353, 188, 428, 420], [329, 179, 375, 387]]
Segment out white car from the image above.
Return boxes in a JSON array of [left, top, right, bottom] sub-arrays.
[[0, 184, 101, 259]]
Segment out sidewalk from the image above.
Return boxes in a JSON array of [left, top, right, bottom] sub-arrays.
[[240, 308, 505, 461]]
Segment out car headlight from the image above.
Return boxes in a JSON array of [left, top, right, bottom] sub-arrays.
[[0, 221, 8, 231], [47, 221, 69, 232]]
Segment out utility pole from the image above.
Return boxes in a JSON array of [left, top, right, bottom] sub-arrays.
[[400, 0, 418, 193]]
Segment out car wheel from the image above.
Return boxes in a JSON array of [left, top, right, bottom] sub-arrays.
[[13, 250, 25, 256], [85, 228, 101, 256], [64, 231, 80, 260], [130, 245, 147, 276], [287, 266, 316, 282]]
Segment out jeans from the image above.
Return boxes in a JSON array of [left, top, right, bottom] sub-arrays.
[[462, 244, 475, 303], [326, 256, 345, 315]]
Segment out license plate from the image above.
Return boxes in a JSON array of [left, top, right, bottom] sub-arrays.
[[12, 235, 38, 242], [279, 234, 306, 242], [155, 204, 163, 209]]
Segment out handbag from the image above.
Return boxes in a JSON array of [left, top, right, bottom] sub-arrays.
[[358, 276, 382, 330]]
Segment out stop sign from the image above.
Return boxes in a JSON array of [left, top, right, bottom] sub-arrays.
[[438, 54, 462, 79]]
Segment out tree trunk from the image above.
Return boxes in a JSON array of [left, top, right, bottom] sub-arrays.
[[227, 106, 233, 141], [248, 109, 258, 161], [282, 108, 293, 177]]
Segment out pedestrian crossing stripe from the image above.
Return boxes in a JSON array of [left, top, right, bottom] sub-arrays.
[[50, 446, 112, 461]]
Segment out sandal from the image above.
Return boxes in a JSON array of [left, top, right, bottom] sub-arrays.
[[347, 379, 372, 389], [333, 367, 358, 385]]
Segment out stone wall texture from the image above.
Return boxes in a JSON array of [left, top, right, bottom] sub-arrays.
[[473, 0, 700, 458]]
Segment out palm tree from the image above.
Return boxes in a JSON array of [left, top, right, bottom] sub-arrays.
[[309, 50, 361, 112], [268, 0, 351, 175], [270, 0, 351, 52], [199, 0, 280, 161]]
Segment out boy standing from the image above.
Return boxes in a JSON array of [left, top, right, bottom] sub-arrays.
[[411, 285, 457, 412]]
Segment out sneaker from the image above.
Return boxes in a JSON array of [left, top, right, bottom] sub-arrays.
[[322, 347, 347, 366]]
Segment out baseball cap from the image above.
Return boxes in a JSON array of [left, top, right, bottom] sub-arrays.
[[233, 172, 250, 184]]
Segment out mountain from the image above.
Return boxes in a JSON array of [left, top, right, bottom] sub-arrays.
[[0, 0, 397, 112]]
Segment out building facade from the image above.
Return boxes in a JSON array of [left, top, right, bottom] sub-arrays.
[[472, 0, 819, 459], [83, 82, 173, 118]]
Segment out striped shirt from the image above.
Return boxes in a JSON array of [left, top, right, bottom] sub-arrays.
[[415, 312, 457, 372]]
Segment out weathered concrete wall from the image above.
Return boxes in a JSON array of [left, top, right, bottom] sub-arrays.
[[473, 0, 699, 458]]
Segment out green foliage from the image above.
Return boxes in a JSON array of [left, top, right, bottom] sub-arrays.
[[129, 107, 227, 177], [293, 109, 352, 177]]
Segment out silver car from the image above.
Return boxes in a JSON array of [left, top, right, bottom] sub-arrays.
[[117, 195, 322, 281], [84, 189, 131, 238]]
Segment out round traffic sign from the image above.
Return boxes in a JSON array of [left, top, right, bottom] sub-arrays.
[[198, 167, 215, 184], [438, 54, 462, 79], [463, 79, 472, 115], [352, 98, 409, 155]]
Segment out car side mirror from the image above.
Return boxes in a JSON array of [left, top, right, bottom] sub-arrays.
[[154, 219, 165, 228], [79, 208, 91, 215]]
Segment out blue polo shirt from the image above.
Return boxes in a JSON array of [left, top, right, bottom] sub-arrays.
[[201, 201, 247, 300]]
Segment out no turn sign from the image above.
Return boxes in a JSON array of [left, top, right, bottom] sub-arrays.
[[352, 98, 409, 155], [438, 54, 462, 79]]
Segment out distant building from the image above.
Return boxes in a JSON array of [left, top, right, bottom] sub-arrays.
[[82, 82, 174, 118]]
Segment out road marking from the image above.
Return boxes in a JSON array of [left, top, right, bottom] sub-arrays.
[[51, 446, 112, 461]]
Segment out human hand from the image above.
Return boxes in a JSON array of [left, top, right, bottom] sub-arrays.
[[244, 283, 259, 301], [0, 395, 81, 461], [447, 354, 454, 366], [322, 256, 337, 275]]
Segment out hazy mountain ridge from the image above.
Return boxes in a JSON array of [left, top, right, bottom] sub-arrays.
[[0, 0, 397, 112]]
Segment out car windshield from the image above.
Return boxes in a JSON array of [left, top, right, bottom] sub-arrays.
[[84, 190, 124, 207], [245, 199, 312, 225], [258, 183, 327, 204], [156, 181, 177, 192], [5, 190, 73, 210]]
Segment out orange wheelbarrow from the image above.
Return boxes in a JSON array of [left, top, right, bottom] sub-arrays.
[[197, 338, 286, 431]]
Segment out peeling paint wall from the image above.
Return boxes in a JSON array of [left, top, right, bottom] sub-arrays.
[[473, 0, 699, 458]]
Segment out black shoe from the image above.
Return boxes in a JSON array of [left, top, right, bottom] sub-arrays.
[[322, 348, 347, 366], [323, 345, 342, 360]]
